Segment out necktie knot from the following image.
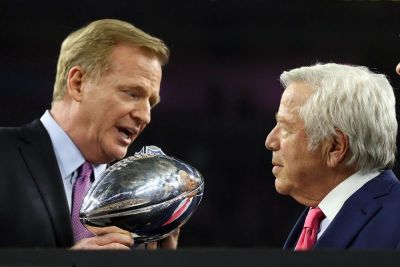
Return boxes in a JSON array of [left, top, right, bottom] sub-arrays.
[[71, 161, 94, 242], [303, 207, 325, 228], [78, 161, 93, 180], [295, 207, 325, 251]]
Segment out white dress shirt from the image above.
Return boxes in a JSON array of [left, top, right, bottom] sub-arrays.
[[40, 110, 107, 212], [316, 169, 380, 239]]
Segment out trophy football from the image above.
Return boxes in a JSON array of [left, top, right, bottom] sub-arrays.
[[80, 146, 204, 243]]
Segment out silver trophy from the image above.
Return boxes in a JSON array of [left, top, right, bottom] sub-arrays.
[[80, 146, 204, 243]]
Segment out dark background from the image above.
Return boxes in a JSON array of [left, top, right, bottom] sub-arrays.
[[1, 0, 400, 248]]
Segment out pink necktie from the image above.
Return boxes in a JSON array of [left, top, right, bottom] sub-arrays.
[[295, 207, 325, 251], [71, 161, 94, 243]]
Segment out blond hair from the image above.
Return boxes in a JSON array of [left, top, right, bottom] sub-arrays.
[[53, 19, 169, 102]]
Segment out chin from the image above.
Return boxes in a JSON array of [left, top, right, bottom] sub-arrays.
[[114, 151, 128, 160], [106, 147, 128, 162], [274, 178, 290, 196]]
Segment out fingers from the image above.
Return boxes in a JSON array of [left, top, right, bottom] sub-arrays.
[[95, 232, 134, 247], [86, 225, 131, 236], [159, 229, 180, 249], [71, 230, 134, 250], [146, 228, 180, 250], [146, 241, 158, 250], [72, 239, 132, 250], [73, 226, 181, 250]]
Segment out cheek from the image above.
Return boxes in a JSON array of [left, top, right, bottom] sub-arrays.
[[280, 142, 306, 162], [97, 123, 118, 145], [100, 109, 127, 125], [280, 146, 314, 178], [286, 136, 310, 157], [284, 160, 306, 180], [288, 153, 325, 184]]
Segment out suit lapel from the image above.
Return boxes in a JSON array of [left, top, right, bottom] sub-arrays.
[[17, 120, 73, 247], [283, 208, 308, 250], [315, 190, 381, 248], [315, 171, 395, 249]]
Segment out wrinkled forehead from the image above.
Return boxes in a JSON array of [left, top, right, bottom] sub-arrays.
[[281, 82, 313, 109]]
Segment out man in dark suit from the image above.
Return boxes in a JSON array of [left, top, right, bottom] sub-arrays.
[[0, 19, 179, 249], [265, 63, 400, 250]]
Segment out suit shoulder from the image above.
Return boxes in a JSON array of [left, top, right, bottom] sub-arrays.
[[0, 120, 44, 147], [0, 126, 23, 144]]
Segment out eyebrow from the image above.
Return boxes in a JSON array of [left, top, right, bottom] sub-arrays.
[[151, 95, 161, 108], [118, 84, 161, 108], [133, 86, 160, 108], [275, 112, 294, 126], [275, 113, 286, 122]]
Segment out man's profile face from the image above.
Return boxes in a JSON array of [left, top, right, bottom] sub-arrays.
[[76, 44, 162, 163], [265, 82, 329, 205], [396, 63, 400, 76]]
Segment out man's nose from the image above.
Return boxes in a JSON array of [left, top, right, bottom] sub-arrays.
[[131, 100, 151, 126], [265, 127, 279, 151]]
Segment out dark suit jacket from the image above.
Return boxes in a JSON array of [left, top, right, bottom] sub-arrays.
[[0, 120, 74, 247], [284, 170, 400, 250]]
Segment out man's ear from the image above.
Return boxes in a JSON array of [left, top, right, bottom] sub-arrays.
[[326, 128, 349, 168], [66, 66, 85, 102]]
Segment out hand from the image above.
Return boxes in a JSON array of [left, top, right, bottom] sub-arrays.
[[146, 229, 180, 250], [71, 226, 134, 250]]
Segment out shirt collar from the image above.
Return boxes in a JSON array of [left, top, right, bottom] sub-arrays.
[[318, 169, 380, 221], [40, 110, 106, 180]]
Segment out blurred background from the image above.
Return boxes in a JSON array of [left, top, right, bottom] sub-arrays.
[[1, 0, 400, 247]]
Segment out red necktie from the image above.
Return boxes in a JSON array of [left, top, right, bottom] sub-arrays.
[[295, 207, 325, 251], [71, 161, 95, 243]]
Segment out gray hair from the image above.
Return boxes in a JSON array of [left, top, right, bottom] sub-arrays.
[[280, 63, 397, 171]]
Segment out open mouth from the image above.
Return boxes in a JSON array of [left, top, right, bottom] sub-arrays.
[[117, 127, 135, 141]]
